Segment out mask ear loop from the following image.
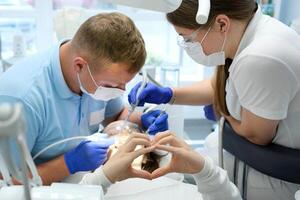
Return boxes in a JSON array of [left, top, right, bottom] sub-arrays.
[[200, 23, 228, 53], [200, 26, 212, 44], [220, 26, 228, 52], [77, 73, 83, 89], [86, 64, 101, 88]]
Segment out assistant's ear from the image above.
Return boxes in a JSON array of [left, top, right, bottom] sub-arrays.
[[73, 57, 87, 73], [215, 15, 230, 33]]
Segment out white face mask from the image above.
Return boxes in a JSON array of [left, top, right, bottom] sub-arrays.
[[77, 65, 125, 101], [179, 26, 227, 67]]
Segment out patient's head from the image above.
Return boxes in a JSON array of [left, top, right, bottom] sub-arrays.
[[103, 120, 162, 173]]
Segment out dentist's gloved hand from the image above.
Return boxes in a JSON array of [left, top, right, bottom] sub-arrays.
[[128, 82, 173, 106], [141, 110, 169, 135], [64, 138, 114, 174]]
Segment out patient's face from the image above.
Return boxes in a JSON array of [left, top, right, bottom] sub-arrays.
[[103, 120, 161, 173], [104, 120, 141, 149]]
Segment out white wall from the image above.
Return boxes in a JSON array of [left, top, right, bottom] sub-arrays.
[[279, 0, 300, 25]]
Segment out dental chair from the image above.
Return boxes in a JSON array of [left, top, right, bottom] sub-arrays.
[[218, 117, 300, 199]]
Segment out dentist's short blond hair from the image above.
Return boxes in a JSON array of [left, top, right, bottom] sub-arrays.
[[72, 12, 146, 73]]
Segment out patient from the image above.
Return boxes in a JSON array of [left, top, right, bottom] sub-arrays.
[[104, 120, 163, 173], [79, 131, 242, 200]]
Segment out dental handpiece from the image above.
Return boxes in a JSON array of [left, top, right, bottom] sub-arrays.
[[124, 81, 146, 123], [123, 69, 148, 129]]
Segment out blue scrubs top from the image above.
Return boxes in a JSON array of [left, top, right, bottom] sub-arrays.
[[0, 41, 124, 164]]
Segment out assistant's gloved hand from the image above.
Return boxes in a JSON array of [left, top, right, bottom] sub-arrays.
[[141, 110, 169, 135], [128, 82, 173, 106], [64, 138, 114, 174], [203, 104, 217, 121]]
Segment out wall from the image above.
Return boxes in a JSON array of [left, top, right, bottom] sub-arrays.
[[279, 0, 300, 25]]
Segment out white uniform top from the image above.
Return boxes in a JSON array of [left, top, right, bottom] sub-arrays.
[[226, 7, 300, 148]]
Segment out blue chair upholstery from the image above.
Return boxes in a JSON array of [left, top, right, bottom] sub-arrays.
[[222, 120, 300, 184]]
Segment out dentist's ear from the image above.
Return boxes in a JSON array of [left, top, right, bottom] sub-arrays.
[[73, 57, 87, 73]]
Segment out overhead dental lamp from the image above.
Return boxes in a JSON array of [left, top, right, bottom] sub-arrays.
[[103, 0, 211, 24]]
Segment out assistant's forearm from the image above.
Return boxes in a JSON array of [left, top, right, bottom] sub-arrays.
[[225, 116, 274, 146], [172, 79, 214, 105]]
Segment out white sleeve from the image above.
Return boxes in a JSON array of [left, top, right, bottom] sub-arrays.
[[231, 55, 299, 120], [192, 157, 242, 200], [79, 166, 112, 194]]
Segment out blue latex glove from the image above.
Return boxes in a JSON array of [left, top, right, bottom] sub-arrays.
[[128, 82, 173, 106], [64, 138, 114, 174], [204, 104, 217, 121], [141, 110, 169, 135]]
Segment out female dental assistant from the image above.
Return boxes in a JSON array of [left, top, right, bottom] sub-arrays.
[[129, 0, 300, 199]]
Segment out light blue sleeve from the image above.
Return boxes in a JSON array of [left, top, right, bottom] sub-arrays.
[[0, 95, 41, 165], [105, 97, 124, 118]]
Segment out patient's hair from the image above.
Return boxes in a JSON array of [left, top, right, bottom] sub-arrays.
[[141, 152, 162, 173], [71, 12, 146, 73]]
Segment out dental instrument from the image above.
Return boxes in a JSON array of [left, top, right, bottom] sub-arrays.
[[122, 68, 148, 130]]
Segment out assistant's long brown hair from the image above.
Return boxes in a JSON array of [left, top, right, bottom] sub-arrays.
[[167, 0, 257, 116]]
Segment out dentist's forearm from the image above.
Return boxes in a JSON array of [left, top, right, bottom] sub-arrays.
[[36, 155, 70, 185], [1, 155, 70, 185]]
